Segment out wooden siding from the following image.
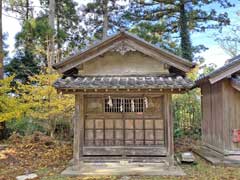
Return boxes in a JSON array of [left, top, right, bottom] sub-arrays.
[[222, 79, 240, 152], [201, 81, 224, 151], [201, 78, 240, 154]]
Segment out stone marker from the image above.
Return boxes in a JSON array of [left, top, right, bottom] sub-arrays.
[[181, 152, 195, 163], [16, 173, 38, 180]]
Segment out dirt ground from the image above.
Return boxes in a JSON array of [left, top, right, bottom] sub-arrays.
[[1, 133, 240, 180]]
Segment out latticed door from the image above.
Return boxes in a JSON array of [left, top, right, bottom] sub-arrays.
[[84, 95, 165, 156]]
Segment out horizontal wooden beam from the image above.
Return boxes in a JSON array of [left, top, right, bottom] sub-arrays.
[[80, 156, 169, 163], [83, 146, 167, 156]]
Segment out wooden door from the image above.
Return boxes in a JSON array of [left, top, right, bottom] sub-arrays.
[[83, 95, 165, 156]]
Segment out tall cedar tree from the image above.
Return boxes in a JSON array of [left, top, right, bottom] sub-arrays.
[[6, 0, 84, 82], [5, 17, 51, 82], [48, 0, 55, 66], [3, 0, 33, 20], [81, 0, 128, 40], [0, 0, 3, 79], [179, 0, 192, 60], [0, 0, 5, 139], [40, 0, 85, 60], [4, 0, 41, 82], [130, 21, 179, 53], [125, 0, 234, 61]]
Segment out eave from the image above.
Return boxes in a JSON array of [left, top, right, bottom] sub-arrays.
[[196, 55, 240, 86], [53, 30, 195, 74]]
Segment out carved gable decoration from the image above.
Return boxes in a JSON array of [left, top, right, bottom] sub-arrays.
[[53, 31, 195, 74], [111, 40, 136, 55]]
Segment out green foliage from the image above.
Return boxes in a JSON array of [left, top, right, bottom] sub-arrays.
[[5, 1, 85, 80], [55, 0, 80, 45], [130, 21, 179, 53], [173, 68, 201, 139], [3, 0, 81, 138], [15, 16, 52, 63], [81, 0, 127, 40], [3, 0, 34, 20], [173, 89, 202, 139], [5, 16, 52, 82], [179, 0, 193, 61], [5, 51, 41, 83], [6, 117, 45, 136], [125, 0, 235, 61], [40, 0, 85, 56]]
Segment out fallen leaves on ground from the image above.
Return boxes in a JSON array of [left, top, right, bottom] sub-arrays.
[[1, 134, 240, 180], [0, 132, 72, 180]]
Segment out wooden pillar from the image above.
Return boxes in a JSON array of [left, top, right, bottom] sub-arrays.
[[73, 94, 84, 165], [164, 94, 174, 166]]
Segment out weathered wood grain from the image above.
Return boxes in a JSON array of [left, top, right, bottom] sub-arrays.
[[83, 146, 167, 156]]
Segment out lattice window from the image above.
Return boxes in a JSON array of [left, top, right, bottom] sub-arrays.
[[105, 98, 144, 113]]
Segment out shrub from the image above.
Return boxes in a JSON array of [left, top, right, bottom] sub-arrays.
[[6, 117, 45, 136]]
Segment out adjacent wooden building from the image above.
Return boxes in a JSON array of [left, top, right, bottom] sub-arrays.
[[196, 55, 240, 160], [53, 30, 194, 166]]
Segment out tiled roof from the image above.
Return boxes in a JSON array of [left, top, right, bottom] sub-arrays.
[[54, 75, 194, 90]]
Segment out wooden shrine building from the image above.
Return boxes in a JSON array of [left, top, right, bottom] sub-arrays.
[[53, 30, 195, 166], [196, 55, 240, 162]]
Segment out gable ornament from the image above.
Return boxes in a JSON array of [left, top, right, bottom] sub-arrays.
[[112, 41, 136, 55]]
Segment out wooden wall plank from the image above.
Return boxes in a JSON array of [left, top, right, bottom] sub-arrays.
[[73, 94, 81, 164], [201, 78, 240, 155], [201, 81, 224, 150], [222, 79, 240, 151], [164, 94, 174, 165]]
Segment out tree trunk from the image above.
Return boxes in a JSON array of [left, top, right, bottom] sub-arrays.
[[179, 0, 193, 61], [0, 0, 6, 140], [102, 0, 109, 39], [48, 0, 55, 67], [0, 0, 3, 79], [26, 0, 29, 20], [56, 0, 61, 63]]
